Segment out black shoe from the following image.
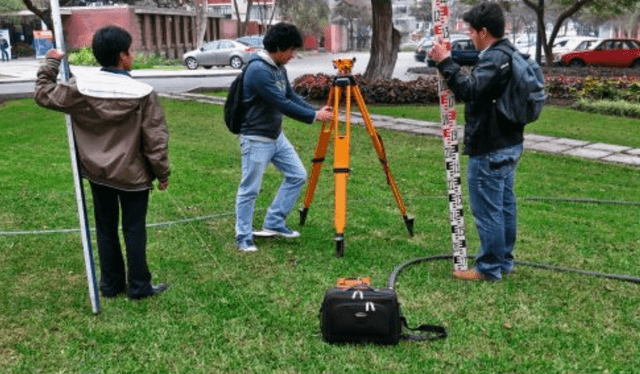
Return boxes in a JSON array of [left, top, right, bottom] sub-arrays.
[[151, 283, 167, 295], [102, 289, 126, 298], [129, 283, 167, 300]]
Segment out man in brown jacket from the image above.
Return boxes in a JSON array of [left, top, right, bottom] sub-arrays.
[[35, 26, 170, 300]]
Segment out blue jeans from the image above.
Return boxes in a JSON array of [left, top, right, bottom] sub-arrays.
[[235, 133, 307, 243], [467, 143, 523, 280]]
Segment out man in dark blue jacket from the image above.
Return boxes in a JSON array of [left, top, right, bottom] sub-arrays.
[[429, 3, 524, 281], [235, 23, 333, 252]]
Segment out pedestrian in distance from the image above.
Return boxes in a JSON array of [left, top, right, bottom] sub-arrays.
[[429, 3, 524, 281], [235, 22, 333, 252], [34, 26, 170, 299], [0, 37, 9, 62]]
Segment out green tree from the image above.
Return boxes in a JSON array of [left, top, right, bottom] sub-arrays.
[[460, 0, 640, 65], [521, 0, 640, 65], [1, 0, 24, 12]]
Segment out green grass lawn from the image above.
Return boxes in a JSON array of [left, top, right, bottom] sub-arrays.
[[366, 104, 640, 148], [209, 90, 640, 148], [1, 98, 639, 373]]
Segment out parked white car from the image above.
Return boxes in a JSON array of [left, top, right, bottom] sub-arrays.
[[513, 34, 537, 50], [518, 42, 545, 60], [552, 36, 601, 64], [517, 35, 602, 64]]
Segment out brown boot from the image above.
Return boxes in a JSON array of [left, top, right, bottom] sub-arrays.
[[453, 268, 498, 282]]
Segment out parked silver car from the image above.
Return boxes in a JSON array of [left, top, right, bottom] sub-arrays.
[[183, 39, 257, 70]]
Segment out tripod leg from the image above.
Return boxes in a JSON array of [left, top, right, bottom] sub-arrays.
[[334, 85, 351, 257], [352, 86, 414, 236], [299, 88, 337, 226]]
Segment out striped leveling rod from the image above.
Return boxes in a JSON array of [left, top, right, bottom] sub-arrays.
[[50, 0, 101, 314], [432, 0, 468, 271]]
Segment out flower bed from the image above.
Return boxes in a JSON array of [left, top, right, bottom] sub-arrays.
[[292, 67, 640, 105]]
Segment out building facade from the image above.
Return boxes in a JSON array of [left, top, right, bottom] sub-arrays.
[[62, 5, 235, 58]]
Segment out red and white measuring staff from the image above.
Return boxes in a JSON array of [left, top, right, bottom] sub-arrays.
[[432, 0, 468, 271]]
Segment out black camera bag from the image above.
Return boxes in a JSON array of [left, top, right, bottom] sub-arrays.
[[320, 285, 446, 345]]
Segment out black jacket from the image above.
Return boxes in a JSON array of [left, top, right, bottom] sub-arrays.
[[437, 38, 524, 156]]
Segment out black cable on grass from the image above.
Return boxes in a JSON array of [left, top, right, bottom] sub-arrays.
[[387, 254, 640, 289], [523, 196, 640, 206]]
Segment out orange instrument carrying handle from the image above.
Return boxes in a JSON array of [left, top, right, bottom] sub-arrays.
[[336, 277, 372, 289]]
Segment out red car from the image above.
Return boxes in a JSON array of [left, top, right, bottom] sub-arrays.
[[559, 38, 640, 68]]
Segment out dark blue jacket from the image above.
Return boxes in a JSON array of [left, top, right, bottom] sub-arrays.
[[437, 38, 523, 156], [241, 53, 316, 139]]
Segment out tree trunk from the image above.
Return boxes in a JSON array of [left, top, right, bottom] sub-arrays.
[[233, 0, 245, 36], [195, 0, 207, 49], [523, 0, 596, 66], [242, 0, 254, 37], [268, 0, 277, 28], [23, 0, 53, 36], [364, 0, 400, 80]]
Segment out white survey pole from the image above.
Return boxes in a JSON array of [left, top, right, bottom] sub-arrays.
[[432, 0, 468, 271], [49, 0, 100, 314]]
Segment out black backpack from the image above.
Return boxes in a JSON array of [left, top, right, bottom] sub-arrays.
[[224, 59, 263, 134], [493, 44, 547, 126]]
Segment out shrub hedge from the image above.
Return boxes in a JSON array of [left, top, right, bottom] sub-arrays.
[[572, 99, 640, 118], [67, 47, 181, 68], [292, 72, 640, 106], [292, 73, 440, 105]]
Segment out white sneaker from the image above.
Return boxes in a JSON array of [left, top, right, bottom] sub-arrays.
[[261, 226, 300, 238], [237, 240, 258, 252], [253, 229, 278, 238]]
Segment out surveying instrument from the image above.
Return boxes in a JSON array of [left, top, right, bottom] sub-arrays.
[[298, 58, 414, 258]]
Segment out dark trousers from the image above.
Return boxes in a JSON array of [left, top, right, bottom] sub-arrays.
[[89, 182, 153, 299]]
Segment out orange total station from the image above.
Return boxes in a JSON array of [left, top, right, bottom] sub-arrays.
[[298, 59, 414, 257]]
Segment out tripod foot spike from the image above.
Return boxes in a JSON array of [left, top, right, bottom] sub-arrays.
[[404, 216, 415, 237], [335, 234, 345, 258], [299, 207, 309, 226]]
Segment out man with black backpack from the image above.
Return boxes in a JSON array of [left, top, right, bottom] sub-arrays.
[[234, 23, 333, 252], [429, 3, 544, 281]]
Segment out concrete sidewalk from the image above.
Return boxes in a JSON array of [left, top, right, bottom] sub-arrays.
[[2, 58, 640, 167], [0, 57, 239, 84]]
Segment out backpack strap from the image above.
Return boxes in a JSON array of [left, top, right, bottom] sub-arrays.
[[239, 58, 270, 98], [492, 42, 516, 57], [400, 316, 448, 342], [241, 58, 267, 75], [489, 43, 517, 100]]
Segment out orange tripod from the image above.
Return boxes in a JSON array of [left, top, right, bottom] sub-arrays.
[[298, 59, 414, 257]]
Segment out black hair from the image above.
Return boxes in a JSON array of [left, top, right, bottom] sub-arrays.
[[92, 26, 132, 67], [263, 22, 303, 53], [463, 3, 505, 39]]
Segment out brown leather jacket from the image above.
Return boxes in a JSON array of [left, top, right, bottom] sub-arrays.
[[35, 58, 170, 191]]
